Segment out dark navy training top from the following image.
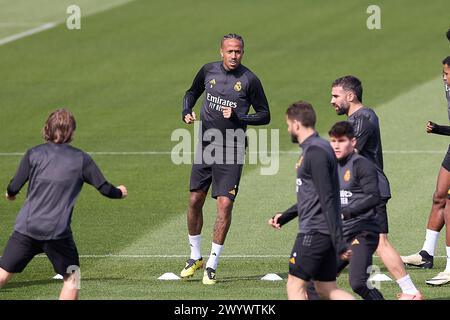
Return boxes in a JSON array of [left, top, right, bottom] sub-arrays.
[[7, 143, 122, 240]]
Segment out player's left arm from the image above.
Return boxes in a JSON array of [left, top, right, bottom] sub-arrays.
[[308, 147, 347, 255], [340, 158, 380, 220], [427, 121, 450, 136], [230, 74, 270, 125], [82, 153, 126, 199], [6, 150, 32, 199]]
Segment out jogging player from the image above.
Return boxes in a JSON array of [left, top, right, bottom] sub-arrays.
[[402, 56, 450, 286], [0, 109, 127, 300], [180, 33, 270, 284], [268, 101, 354, 300], [331, 75, 422, 299]]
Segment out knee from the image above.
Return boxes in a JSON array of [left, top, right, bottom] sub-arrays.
[[376, 235, 386, 249], [433, 190, 446, 205], [189, 192, 206, 210], [286, 277, 306, 295], [217, 197, 233, 212]]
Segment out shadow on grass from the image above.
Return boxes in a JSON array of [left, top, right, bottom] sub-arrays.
[[219, 272, 288, 283], [3, 277, 124, 289]]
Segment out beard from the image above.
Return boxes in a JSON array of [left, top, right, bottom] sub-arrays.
[[334, 103, 349, 115], [290, 132, 298, 143]]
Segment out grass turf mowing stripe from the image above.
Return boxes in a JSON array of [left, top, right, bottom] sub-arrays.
[[0, 0, 136, 40]]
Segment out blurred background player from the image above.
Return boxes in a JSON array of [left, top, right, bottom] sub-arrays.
[[331, 76, 422, 299], [0, 109, 127, 300], [180, 33, 270, 284], [402, 56, 450, 286], [268, 101, 354, 300]]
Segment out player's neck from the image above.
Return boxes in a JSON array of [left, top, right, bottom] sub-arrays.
[[298, 128, 316, 144], [347, 103, 364, 116]]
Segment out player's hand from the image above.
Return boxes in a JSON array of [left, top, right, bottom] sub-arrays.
[[117, 185, 128, 198], [184, 112, 196, 124], [222, 107, 232, 119], [5, 191, 15, 201], [426, 121, 435, 133], [340, 249, 352, 261], [268, 213, 282, 230]]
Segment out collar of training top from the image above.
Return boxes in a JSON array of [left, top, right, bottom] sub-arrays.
[[299, 132, 319, 149], [338, 150, 356, 165]]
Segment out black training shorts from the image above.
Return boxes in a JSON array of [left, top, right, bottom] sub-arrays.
[[288, 232, 337, 282], [0, 231, 80, 275], [189, 145, 244, 201]]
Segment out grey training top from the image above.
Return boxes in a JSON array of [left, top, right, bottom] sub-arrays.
[[7, 143, 122, 240]]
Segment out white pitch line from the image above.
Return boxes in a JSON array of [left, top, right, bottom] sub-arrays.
[[0, 23, 56, 46], [0, 150, 444, 156]]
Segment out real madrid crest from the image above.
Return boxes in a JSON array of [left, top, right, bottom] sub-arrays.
[[234, 81, 242, 92], [209, 79, 216, 88], [344, 169, 351, 182]]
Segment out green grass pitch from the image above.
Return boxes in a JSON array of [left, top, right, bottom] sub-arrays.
[[0, 0, 449, 299]]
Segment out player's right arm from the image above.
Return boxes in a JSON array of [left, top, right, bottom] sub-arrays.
[[276, 205, 298, 226], [6, 150, 32, 200], [182, 65, 206, 124], [427, 121, 450, 136], [82, 153, 127, 199], [268, 205, 297, 229]]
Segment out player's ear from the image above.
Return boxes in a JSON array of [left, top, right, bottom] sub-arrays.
[[346, 91, 354, 102], [351, 137, 357, 148], [220, 48, 224, 59]]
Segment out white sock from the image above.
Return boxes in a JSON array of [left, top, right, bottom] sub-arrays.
[[206, 242, 223, 270], [396, 274, 419, 295], [188, 234, 202, 260], [445, 247, 450, 273], [421, 229, 440, 256]]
